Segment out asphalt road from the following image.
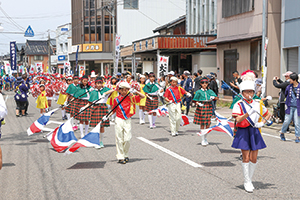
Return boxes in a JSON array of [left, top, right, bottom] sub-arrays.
[[0, 91, 299, 199]]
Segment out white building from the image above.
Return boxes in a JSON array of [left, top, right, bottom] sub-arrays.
[[186, 0, 217, 35], [53, 23, 72, 74], [117, 0, 186, 46]]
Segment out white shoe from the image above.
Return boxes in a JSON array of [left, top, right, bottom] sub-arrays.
[[150, 126, 153, 129], [175, 132, 178, 136], [242, 162, 253, 193], [111, 119, 115, 122], [201, 135, 209, 146], [141, 120, 145, 124], [152, 123, 156, 128], [171, 133, 176, 137]]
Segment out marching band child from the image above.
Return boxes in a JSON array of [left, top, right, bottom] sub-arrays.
[[74, 75, 92, 138], [106, 77, 118, 122], [193, 77, 218, 146], [36, 84, 48, 116], [65, 75, 79, 130], [80, 77, 114, 148], [164, 76, 190, 136], [57, 76, 71, 120], [138, 75, 147, 124], [112, 82, 145, 164], [143, 72, 162, 129], [231, 77, 271, 193]]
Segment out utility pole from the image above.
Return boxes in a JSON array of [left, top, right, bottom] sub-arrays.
[[48, 30, 51, 73], [261, 0, 268, 98]]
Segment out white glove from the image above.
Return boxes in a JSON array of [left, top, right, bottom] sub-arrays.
[[186, 92, 192, 97], [247, 108, 256, 116], [254, 122, 265, 128], [210, 96, 215, 100], [148, 96, 153, 100], [266, 96, 272, 101], [102, 115, 108, 121], [79, 107, 86, 113], [64, 101, 68, 107], [130, 88, 137, 94], [197, 102, 204, 107]]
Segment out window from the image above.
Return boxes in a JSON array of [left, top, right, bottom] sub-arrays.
[[60, 44, 63, 52], [97, 26, 101, 41], [34, 55, 43, 61], [222, 0, 254, 18], [250, 40, 261, 71], [65, 43, 68, 52], [124, 0, 139, 9]]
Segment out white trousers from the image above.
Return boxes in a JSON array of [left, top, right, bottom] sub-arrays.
[[168, 103, 182, 134], [115, 117, 132, 160]]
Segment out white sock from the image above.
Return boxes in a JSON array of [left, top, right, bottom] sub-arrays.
[[148, 115, 153, 127], [66, 113, 70, 120], [75, 120, 78, 126], [61, 110, 65, 117], [142, 110, 145, 121], [79, 124, 84, 138], [139, 110, 143, 121], [152, 115, 157, 125], [100, 132, 104, 143], [112, 113, 116, 120], [85, 124, 89, 135]]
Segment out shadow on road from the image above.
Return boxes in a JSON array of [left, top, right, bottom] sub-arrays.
[[236, 182, 276, 190], [151, 138, 169, 142], [200, 161, 236, 167], [67, 161, 106, 169], [2, 163, 16, 167]]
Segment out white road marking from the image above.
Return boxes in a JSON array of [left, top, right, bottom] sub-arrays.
[[5, 95, 8, 102], [48, 121, 64, 125], [262, 132, 293, 141], [137, 137, 203, 168]]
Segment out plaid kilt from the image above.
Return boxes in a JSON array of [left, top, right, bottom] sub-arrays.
[[145, 96, 159, 112], [193, 102, 213, 126], [69, 98, 78, 115], [90, 104, 110, 127], [74, 99, 91, 122]]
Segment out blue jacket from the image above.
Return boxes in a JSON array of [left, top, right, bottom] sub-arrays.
[[180, 78, 193, 92], [14, 81, 28, 102], [285, 84, 300, 116]]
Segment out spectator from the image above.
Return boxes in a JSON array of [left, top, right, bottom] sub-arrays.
[[207, 74, 218, 118], [194, 69, 203, 93], [230, 71, 242, 100], [158, 76, 166, 104], [22, 74, 29, 115], [280, 73, 300, 142], [273, 71, 292, 125], [181, 71, 193, 115], [14, 76, 28, 117]]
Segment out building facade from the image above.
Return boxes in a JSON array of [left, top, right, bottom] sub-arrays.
[[70, 0, 116, 75], [186, 0, 217, 35], [281, 0, 300, 75], [208, 0, 281, 97]]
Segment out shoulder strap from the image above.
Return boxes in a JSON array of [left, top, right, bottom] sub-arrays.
[[240, 102, 255, 127]]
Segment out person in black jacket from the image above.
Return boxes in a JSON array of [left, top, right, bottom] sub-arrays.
[[273, 71, 292, 125], [207, 74, 218, 118]]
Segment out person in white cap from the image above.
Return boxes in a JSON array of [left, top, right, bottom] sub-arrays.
[[112, 81, 145, 164], [164, 76, 190, 136], [232, 70, 271, 193]]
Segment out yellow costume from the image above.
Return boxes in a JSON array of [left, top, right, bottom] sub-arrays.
[[138, 83, 146, 106], [36, 91, 48, 109], [57, 93, 67, 105], [107, 85, 118, 106]]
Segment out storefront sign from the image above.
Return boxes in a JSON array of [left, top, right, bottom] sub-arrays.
[[58, 55, 66, 61], [157, 55, 169, 78], [82, 43, 102, 52]]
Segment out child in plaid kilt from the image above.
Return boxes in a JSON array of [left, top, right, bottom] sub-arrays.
[[74, 75, 92, 138], [80, 77, 114, 148], [143, 72, 163, 129], [193, 77, 218, 146], [65, 75, 80, 130]]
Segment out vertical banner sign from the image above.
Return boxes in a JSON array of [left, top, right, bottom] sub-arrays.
[[10, 41, 17, 73], [79, 65, 85, 78], [35, 63, 43, 73], [5, 62, 11, 75], [30, 64, 35, 73], [64, 62, 71, 76], [115, 35, 121, 74], [75, 45, 79, 74], [261, 37, 269, 98], [157, 55, 169, 78]]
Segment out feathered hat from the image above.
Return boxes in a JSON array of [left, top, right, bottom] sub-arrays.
[[239, 70, 255, 92]]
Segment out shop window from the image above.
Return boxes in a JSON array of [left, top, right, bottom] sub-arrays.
[[34, 55, 44, 61], [84, 26, 90, 42], [222, 0, 254, 18], [105, 26, 110, 41], [97, 26, 102, 41], [91, 26, 96, 42]]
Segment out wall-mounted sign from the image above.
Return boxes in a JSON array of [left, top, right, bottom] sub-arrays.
[[61, 28, 68, 32], [58, 55, 66, 61], [82, 43, 102, 52]]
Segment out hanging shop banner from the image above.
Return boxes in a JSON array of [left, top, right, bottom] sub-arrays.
[[29, 64, 35, 73], [64, 62, 71, 76], [79, 65, 85, 78], [157, 55, 169, 78], [4, 61, 11, 75], [115, 35, 121, 74], [35, 63, 43, 73], [10, 41, 17, 72]]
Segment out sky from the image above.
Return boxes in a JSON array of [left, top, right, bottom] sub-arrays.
[[0, 0, 71, 55]]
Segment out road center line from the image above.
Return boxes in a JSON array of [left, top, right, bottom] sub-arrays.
[[137, 137, 203, 168], [262, 132, 293, 141]]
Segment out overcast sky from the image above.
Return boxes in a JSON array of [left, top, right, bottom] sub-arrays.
[[0, 0, 71, 55]]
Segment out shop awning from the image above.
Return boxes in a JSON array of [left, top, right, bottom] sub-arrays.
[[206, 32, 262, 45]]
